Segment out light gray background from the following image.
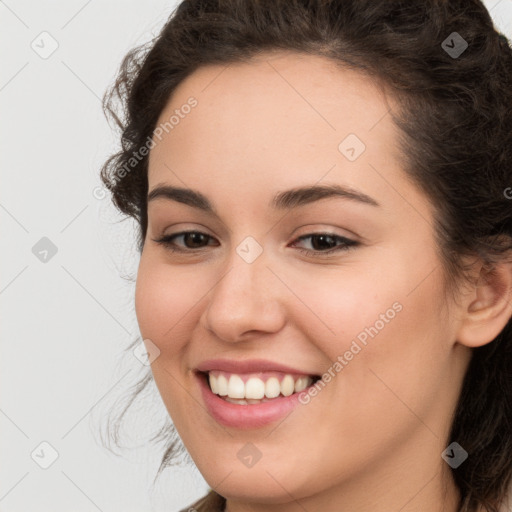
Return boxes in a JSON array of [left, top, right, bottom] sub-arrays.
[[1, 1, 511, 511]]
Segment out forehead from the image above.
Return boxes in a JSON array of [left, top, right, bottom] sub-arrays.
[[147, 51, 402, 202]]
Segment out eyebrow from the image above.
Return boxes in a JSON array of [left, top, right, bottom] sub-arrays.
[[147, 183, 380, 216]]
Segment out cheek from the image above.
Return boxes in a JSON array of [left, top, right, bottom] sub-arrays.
[[281, 260, 404, 360], [134, 255, 202, 415], [289, 243, 448, 399], [134, 255, 196, 348], [282, 262, 448, 469]]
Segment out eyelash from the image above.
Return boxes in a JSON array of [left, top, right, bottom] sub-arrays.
[[152, 231, 359, 257]]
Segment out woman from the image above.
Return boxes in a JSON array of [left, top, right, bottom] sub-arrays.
[[100, 1, 512, 511]]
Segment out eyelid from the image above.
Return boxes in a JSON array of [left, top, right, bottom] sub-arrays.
[[293, 224, 361, 242], [152, 229, 360, 257], [290, 232, 358, 256]]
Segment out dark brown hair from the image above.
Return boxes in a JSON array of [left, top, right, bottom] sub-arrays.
[[99, 1, 512, 510]]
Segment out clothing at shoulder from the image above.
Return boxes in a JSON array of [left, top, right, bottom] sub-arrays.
[[179, 489, 226, 512]]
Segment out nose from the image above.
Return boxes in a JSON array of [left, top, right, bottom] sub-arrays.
[[200, 249, 286, 343]]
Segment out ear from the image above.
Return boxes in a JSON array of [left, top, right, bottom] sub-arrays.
[[456, 257, 512, 348]]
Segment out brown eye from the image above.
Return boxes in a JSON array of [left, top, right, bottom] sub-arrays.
[[152, 231, 218, 252], [290, 233, 358, 257], [181, 232, 210, 248]]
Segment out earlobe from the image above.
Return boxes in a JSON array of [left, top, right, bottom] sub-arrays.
[[456, 259, 512, 348]]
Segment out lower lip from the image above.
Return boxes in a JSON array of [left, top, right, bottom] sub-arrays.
[[196, 372, 308, 429]]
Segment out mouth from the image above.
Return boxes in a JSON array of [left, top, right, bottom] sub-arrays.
[[197, 370, 322, 405]]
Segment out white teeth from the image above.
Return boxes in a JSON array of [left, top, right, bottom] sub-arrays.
[[246, 398, 264, 404], [265, 377, 281, 398], [217, 374, 228, 396], [208, 373, 218, 394], [228, 375, 245, 398], [294, 376, 310, 392], [281, 375, 295, 396], [225, 397, 248, 405], [245, 377, 265, 399], [207, 372, 315, 401]]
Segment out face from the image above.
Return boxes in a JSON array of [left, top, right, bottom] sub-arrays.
[[135, 52, 469, 509]]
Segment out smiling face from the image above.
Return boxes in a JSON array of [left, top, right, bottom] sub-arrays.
[[135, 51, 471, 510]]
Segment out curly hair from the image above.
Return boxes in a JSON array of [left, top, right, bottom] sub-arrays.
[[99, 1, 512, 511]]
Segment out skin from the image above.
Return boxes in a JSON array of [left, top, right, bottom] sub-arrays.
[[135, 51, 512, 512]]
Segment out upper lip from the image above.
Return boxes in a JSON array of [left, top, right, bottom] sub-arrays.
[[195, 358, 320, 377]]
